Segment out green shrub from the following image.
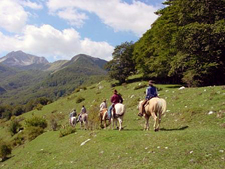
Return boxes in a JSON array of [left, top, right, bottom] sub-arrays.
[[76, 96, 85, 103], [11, 134, 25, 147], [49, 115, 58, 131], [89, 86, 95, 89], [8, 119, 21, 136], [49, 113, 65, 131], [25, 126, 44, 141], [0, 140, 11, 161], [36, 104, 43, 111], [59, 126, 76, 137], [75, 86, 87, 93], [87, 104, 101, 130], [25, 116, 47, 129]]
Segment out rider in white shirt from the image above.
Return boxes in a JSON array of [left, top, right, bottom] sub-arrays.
[[100, 99, 107, 111]]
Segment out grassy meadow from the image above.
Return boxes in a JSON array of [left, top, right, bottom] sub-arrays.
[[0, 78, 225, 169]]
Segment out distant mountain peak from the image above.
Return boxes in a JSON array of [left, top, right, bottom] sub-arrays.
[[0, 50, 49, 68]]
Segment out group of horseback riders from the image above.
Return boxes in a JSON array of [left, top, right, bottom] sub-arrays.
[[70, 80, 158, 125], [99, 80, 158, 119]]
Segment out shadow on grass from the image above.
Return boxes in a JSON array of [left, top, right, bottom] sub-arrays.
[[111, 77, 148, 87], [160, 126, 189, 131], [166, 85, 183, 88], [1, 156, 14, 162]]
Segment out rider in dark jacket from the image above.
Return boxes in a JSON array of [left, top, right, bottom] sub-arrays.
[[139, 80, 158, 116]]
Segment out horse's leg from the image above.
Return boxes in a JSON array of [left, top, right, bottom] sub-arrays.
[[69, 118, 71, 126], [144, 115, 149, 131], [111, 118, 114, 130], [152, 112, 159, 131], [100, 114, 103, 127], [115, 119, 119, 130], [158, 112, 162, 130], [85, 121, 88, 130], [118, 118, 122, 131]]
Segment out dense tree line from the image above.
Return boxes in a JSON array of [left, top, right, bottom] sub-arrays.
[[0, 97, 52, 120], [107, 0, 225, 86], [105, 42, 136, 84]]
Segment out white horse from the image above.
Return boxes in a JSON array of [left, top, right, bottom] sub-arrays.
[[111, 103, 125, 131], [70, 116, 77, 127], [78, 113, 88, 130], [138, 98, 166, 131]]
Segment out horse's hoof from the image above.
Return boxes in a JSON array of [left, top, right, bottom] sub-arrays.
[[154, 128, 159, 132], [138, 113, 143, 117]]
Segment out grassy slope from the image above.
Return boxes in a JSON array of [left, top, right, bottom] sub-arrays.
[[0, 78, 225, 169]]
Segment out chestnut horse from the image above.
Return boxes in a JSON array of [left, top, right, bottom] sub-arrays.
[[138, 98, 166, 131], [99, 108, 109, 128]]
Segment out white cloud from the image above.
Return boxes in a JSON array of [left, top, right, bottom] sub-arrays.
[[57, 8, 88, 28], [0, 0, 43, 33], [0, 25, 114, 61], [18, 0, 43, 10], [0, 0, 28, 32], [0, 32, 21, 51], [47, 0, 159, 36], [81, 38, 114, 61]]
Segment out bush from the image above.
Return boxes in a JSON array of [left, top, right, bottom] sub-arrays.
[[76, 96, 85, 103], [59, 126, 76, 137], [11, 134, 25, 147], [25, 126, 44, 141], [75, 86, 87, 93], [8, 119, 21, 136], [36, 104, 43, 111], [49, 115, 58, 131], [0, 140, 11, 161], [87, 104, 101, 130], [25, 116, 47, 129]]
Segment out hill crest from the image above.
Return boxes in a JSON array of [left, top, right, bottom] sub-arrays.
[[0, 50, 49, 68]]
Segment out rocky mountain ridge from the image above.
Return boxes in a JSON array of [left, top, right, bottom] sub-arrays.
[[0, 50, 49, 67]]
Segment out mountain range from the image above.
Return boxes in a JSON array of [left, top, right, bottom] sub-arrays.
[[0, 51, 108, 105]]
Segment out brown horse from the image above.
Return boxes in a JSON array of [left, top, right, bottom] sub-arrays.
[[99, 108, 109, 128], [138, 98, 166, 131]]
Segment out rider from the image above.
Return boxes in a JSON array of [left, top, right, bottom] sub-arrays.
[[69, 109, 77, 125], [108, 90, 123, 119], [100, 99, 107, 112], [79, 105, 87, 121], [139, 80, 158, 116]]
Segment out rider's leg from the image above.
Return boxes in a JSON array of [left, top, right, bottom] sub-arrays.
[[139, 99, 147, 116]]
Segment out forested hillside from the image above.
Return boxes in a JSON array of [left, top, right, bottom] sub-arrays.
[[132, 0, 225, 86], [0, 53, 107, 119]]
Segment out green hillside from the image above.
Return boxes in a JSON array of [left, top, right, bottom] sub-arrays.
[[0, 78, 224, 168], [0, 54, 107, 105]]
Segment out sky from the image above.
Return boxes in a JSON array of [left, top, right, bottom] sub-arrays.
[[0, 0, 165, 62]]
